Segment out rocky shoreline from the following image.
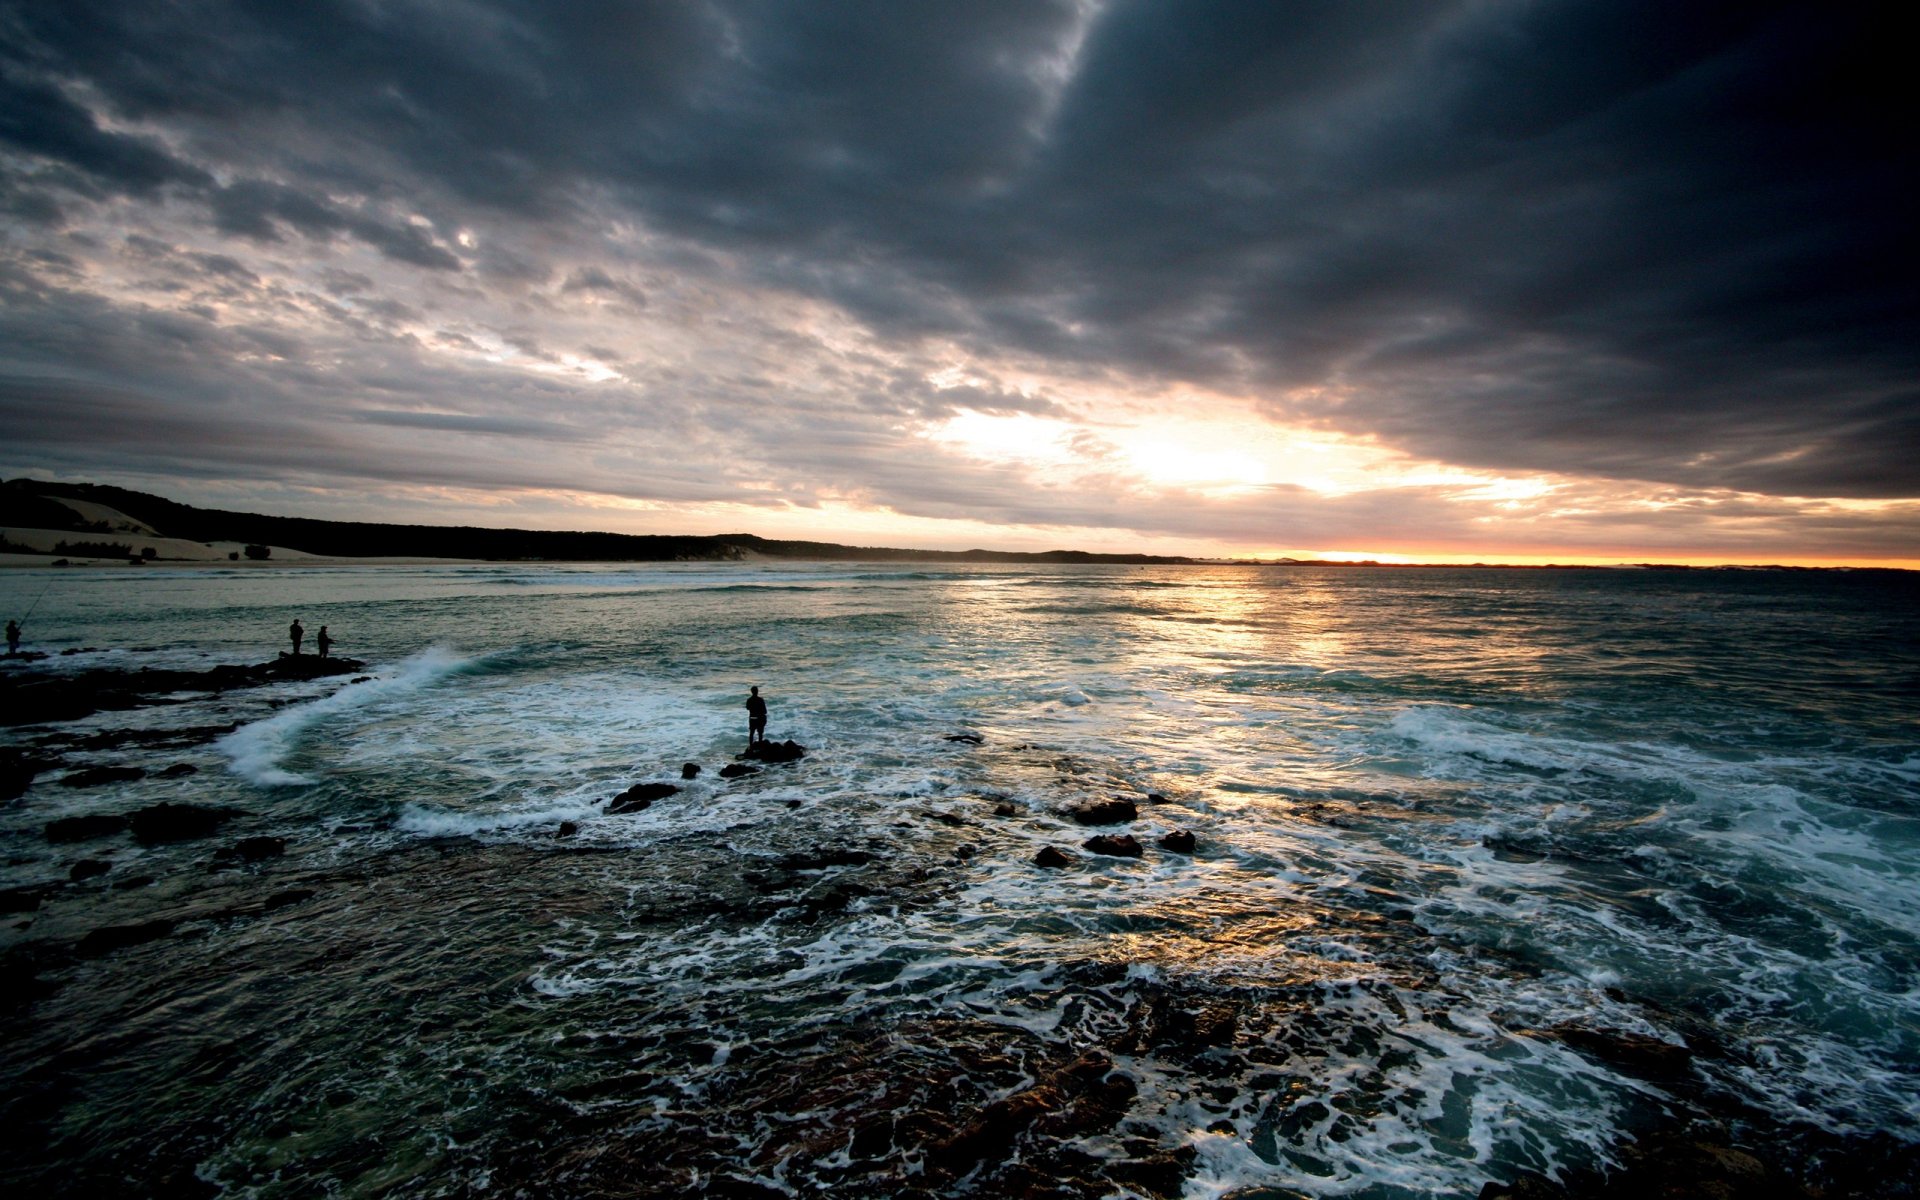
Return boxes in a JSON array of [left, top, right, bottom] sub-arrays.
[[1, 658, 1915, 1197]]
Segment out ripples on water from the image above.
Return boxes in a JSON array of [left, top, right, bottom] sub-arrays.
[[2, 563, 1917, 1197]]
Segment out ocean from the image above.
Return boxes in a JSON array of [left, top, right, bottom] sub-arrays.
[[2, 562, 1916, 1198]]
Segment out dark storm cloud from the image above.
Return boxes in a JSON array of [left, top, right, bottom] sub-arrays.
[[0, 0, 1914, 531]]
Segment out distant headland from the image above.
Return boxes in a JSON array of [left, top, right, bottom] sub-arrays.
[[2, 479, 1906, 572], [0, 479, 1195, 566]]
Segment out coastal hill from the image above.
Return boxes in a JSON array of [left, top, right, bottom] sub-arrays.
[[0, 479, 1196, 565]]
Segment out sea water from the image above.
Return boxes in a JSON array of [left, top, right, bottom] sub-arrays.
[[1, 562, 1916, 1197]]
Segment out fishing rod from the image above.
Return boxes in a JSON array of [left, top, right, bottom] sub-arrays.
[[18, 576, 55, 624]]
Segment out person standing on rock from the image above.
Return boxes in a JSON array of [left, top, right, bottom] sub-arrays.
[[5, 619, 19, 656], [289, 618, 304, 656], [316, 625, 333, 658], [746, 686, 768, 747]]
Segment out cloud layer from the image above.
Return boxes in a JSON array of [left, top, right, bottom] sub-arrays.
[[2, 1, 1915, 559]]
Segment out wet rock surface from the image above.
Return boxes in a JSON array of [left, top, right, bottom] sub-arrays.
[[0, 818, 1904, 1200], [128, 803, 245, 846], [1158, 829, 1196, 853], [606, 782, 678, 814], [1067, 797, 1136, 825], [0, 655, 367, 727], [741, 738, 807, 763], [1083, 833, 1143, 857]]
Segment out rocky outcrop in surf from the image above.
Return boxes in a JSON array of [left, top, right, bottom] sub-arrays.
[[742, 739, 806, 764], [0, 654, 368, 726], [607, 782, 678, 814]]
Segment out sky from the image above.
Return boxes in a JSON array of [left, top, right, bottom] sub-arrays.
[[1, 1, 1915, 565]]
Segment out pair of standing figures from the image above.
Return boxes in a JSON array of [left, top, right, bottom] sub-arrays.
[[288, 619, 334, 657]]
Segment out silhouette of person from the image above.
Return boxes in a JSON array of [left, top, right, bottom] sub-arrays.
[[5, 619, 18, 656], [316, 625, 333, 658], [289, 619, 304, 656], [746, 686, 768, 746]]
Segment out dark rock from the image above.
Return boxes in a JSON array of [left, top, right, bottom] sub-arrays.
[[719, 763, 759, 779], [607, 782, 678, 814], [1480, 1127, 1813, 1200], [76, 918, 176, 957], [128, 802, 244, 845], [68, 858, 111, 882], [218, 835, 286, 863], [928, 1052, 1134, 1176], [786, 799, 802, 809], [556, 821, 579, 838], [0, 655, 368, 727], [45, 813, 129, 843], [58, 765, 146, 788], [1068, 797, 1137, 825], [954, 844, 976, 859], [1, 747, 44, 800], [1550, 1025, 1693, 1081], [112, 876, 154, 890], [1152, 1001, 1238, 1050], [992, 801, 1019, 817], [262, 889, 315, 911], [778, 848, 873, 871], [1145, 792, 1170, 804], [681, 762, 701, 779], [156, 762, 198, 778], [1158, 829, 1197, 853], [944, 732, 985, 745], [1084, 834, 1144, 858], [0, 885, 44, 913], [72, 724, 236, 751], [1107, 1147, 1195, 1198], [1034, 846, 1074, 868], [927, 1084, 1063, 1174], [742, 739, 806, 763]]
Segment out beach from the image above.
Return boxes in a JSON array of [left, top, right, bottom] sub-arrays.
[[3, 562, 1917, 1197]]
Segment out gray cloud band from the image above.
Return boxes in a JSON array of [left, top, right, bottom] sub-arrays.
[[0, 0, 1914, 550]]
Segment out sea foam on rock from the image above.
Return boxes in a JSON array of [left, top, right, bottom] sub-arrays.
[[1068, 797, 1137, 825]]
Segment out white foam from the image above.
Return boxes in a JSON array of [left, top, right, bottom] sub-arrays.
[[218, 646, 483, 786]]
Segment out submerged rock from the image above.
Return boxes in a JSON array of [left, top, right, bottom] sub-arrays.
[[681, 762, 701, 780], [75, 919, 176, 957], [127, 802, 244, 845], [0, 885, 45, 913], [1158, 830, 1196, 854], [1068, 797, 1136, 825], [1548, 1024, 1693, 1081], [58, 765, 146, 788], [68, 859, 111, 882], [1, 748, 46, 800], [927, 1051, 1136, 1176], [719, 763, 759, 779], [216, 835, 287, 863], [1084, 834, 1143, 858], [1034, 846, 1074, 868], [156, 763, 198, 779], [944, 732, 985, 745], [45, 813, 130, 844], [608, 782, 678, 814], [556, 821, 579, 838]]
